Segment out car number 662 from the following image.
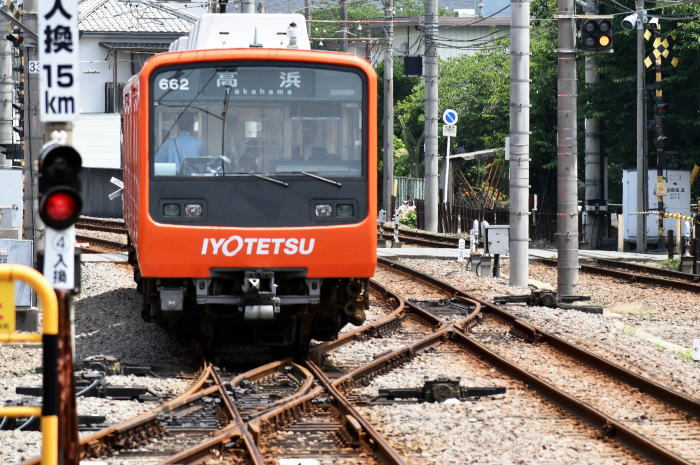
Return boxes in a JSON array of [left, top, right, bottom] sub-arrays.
[[159, 78, 190, 91]]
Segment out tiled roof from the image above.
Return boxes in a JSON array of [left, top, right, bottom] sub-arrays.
[[79, 0, 196, 34]]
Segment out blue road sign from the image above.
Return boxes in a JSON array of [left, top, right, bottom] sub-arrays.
[[442, 109, 458, 125]]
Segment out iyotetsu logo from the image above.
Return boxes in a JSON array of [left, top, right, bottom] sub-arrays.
[[201, 236, 315, 256]]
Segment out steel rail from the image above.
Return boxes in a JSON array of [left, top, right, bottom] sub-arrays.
[[309, 283, 441, 361], [304, 360, 411, 465], [75, 221, 127, 235], [377, 257, 700, 465], [379, 257, 700, 416], [229, 359, 316, 417], [596, 257, 700, 281], [326, 277, 696, 464], [443, 328, 695, 465], [380, 229, 459, 247], [152, 362, 316, 464], [539, 257, 700, 293], [19, 365, 222, 465], [75, 234, 128, 253]]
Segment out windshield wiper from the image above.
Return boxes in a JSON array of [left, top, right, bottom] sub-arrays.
[[251, 173, 288, 187], [300, 171, 342, 188]]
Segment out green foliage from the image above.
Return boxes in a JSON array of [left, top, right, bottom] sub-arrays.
[[379, 0, 700, 205], [584, 0, 700, 203], [400, 210, 417, 228], [393, 136, 411, 176], [660, 257, 681, 271], [397, 203, 418, 227]]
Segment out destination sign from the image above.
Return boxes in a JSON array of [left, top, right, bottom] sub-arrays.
[[154, 67, 317, 101]]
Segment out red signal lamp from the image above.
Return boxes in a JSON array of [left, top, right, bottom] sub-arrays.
[[38, 144, 82, 230], [40, 189, 82, 229]]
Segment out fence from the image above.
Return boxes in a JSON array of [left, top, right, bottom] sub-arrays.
[[410, 199, 561, 243], [394, 176, 424, 204]]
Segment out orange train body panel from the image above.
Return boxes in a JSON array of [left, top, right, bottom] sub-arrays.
[[122, 48, 377, 279]]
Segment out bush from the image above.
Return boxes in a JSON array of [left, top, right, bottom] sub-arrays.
[[397, 203, 417, 228]]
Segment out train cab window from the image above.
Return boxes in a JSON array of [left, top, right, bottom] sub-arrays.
[[151, 64, 365, 178]]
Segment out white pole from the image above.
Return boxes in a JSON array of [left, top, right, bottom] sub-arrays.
[[443, 135, 451, 204], [508, 0, 530, 286], [423, 0, 439, 232]]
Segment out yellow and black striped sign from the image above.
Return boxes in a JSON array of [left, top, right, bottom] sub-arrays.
[[644, 28, 679, 68], [631, 211, 698, 224], [3, 0, 22, 33]]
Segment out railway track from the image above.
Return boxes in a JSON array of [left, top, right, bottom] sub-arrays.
[[16, 258, 699, 464], [75, 234, 128, 253], [539, 257, 700, 293], [379, 226, 460, 248], [372, 258, 700, 465], [76, 218, 127, 234], [381, 224, 700, 291]]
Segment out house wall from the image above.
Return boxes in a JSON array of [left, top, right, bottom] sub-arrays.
[[79, 36, 164, 113], [79, 36, 137, 113]]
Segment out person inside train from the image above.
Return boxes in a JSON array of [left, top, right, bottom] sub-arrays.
[[155, 111, 204, 173]]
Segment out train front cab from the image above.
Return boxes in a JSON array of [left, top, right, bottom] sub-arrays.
[[123, 49, 377, 350]]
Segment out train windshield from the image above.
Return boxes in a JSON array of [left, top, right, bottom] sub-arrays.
[[151, 64, 365, 177]]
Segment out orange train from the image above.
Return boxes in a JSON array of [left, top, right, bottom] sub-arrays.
[[122, 14, 377, 353]]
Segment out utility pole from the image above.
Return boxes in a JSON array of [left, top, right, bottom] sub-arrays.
[[583, 0, 603, 250], [423, 0, 439, 232], [340, 0, 348, 52], [22, 0, 43, 244], [556, 0, 579, 296], [508, 0, 530, 287], [241, 0, 255, 14], [635, 0, 647, 252], [383, 0, 394, 214]]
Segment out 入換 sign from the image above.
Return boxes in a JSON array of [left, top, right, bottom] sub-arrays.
[[39, 0, 79, 122], [43, 226, 75, 290]]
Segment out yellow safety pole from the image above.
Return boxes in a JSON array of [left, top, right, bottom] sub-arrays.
[[0, 264, 58, 465]]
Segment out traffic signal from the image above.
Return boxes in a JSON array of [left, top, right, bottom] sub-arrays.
[[38, 144, 82, 230], [5, 29, 22, 48], [580, 19, 613, 52], [655, 135, 669, 150], [654, 102, 668, 115]]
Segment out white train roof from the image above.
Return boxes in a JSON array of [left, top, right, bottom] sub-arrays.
[[170, 13, 310, 52]]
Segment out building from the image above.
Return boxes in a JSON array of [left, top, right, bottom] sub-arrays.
[[366, 15, 510, 61], [78, 0, 195, 114], [74, 0, 194, 216]]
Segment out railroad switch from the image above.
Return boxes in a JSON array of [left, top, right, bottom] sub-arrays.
[[15, 370, 160, 401], [411, 298, 477, 319], [494, 289, 603, 314], [373, 376, 506, 403]]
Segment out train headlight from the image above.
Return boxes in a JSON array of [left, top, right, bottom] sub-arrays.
[[315, 204, 332, 217], [185, 203, 203, 217], [336, 204, 354, 217], [163, 203, 180, 217]]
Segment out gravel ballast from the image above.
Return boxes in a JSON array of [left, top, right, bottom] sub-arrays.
[[0, 261, 196, 464], [379, 257, 700, 400]]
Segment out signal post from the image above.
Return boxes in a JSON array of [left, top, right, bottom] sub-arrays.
[[37, 1, 82, 463]]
